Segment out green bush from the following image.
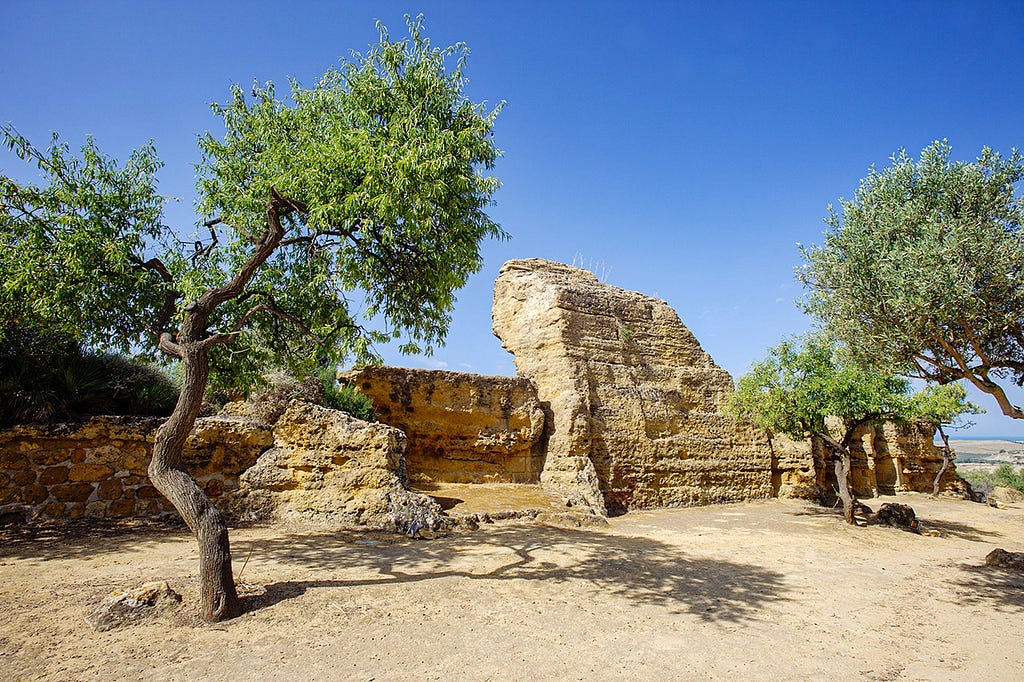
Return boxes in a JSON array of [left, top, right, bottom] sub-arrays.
[[320, 371, 376, 422], [0, 328, 178, 426], [992, 464, 1024, 493]]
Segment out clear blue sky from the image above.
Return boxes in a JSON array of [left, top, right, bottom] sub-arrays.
[[3, 1, 1023, 436]]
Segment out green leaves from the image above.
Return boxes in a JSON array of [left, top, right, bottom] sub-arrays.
[[0, 124, 167, 352], [2, 16, 504, 396], [799, 141, 1024, 417], [727, 333, 910, 442]]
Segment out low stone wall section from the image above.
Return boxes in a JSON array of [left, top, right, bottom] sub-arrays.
[[0, 415, 271, 523]]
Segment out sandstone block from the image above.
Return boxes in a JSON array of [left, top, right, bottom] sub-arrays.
[[85, 501, 107, 518], [42, 502, 66, 518], [69, 463, 113, 482], [12, 470, 36, 486], [230, 401, 433, 529], [39, 466, 69, 485], [0, 451, 30, 469], [21, 484, 48, 505], [341, 366, 546, 485], [51, 482, 94, 503], [135, 485, 161, 499], [991, 486, 1024, 504], [97, 478, 124, 500], [109, 499, 136, 518]]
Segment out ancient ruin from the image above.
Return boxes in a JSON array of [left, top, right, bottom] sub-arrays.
[[0, 258, 966, 526]]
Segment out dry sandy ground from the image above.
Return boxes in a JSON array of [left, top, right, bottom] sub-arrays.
[[2, 494, 1023, 681]]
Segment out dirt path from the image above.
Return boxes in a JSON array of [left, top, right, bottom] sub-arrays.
[[1, 493, 1022, 681]]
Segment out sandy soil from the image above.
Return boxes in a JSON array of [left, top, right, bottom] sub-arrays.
[[2, 494, 1023, 681]]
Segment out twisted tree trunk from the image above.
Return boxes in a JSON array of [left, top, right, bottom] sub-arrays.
[[834, 453, 855, 525], [149, 343, 239, 621], [932, 424, 952, 498]]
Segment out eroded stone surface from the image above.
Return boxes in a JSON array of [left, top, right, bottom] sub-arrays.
[[228, 401, 445, 532], [340, 366, 545, 484], [492, 258, 773, 513], [771, 421, 969, 501]]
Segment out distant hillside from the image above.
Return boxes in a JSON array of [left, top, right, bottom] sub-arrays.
[[948, 439, 1024, 465]]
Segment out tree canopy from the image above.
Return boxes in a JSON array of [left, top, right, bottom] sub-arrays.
[[1, 16, 503, 390], [798, 140, 1024, 419]]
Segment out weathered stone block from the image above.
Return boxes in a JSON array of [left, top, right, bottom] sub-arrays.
[[68, 463, 113, 482], [109, 498, 136, 518], [97, 478, 124, 500], [43, 501, 66, 518], [51, 483, 94, 503], [492, 258, 772, 513], [39, 466, 69, 485], [135, 485, 161, 499], [21, 484, 48, 505], [341, 366, 546, 485]]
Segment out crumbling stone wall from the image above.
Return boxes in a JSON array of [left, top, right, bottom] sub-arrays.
[[492, 258, 773, 514], [770, 421, 967, 500], [340, 366, 546, 485], [0, 415, 271, 522], [227, 401, 444, 531]]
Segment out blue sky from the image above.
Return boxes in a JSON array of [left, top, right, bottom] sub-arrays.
[[3, 1, 1023, 436]]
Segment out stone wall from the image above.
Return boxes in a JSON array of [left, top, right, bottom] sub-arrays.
[[0, 415, 271, 522], [340, 366, 546, 485], [770, 421, 967, 500], [492, 258, 773, 514]]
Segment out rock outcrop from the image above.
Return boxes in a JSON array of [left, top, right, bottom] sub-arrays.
[[492, 258, 773, 514], [340, 366, 546, 484], [228, 401, 445, 532]]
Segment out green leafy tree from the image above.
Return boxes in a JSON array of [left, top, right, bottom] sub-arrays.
[[727, 334, 911, 524], [799, 141, 1024, 420], [0, 17, 503, 621], [906, 384, 982, 496]]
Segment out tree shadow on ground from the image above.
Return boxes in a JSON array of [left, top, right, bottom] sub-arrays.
[[946, 562, 1024, 612], [237, 524, 789, 624], [917, 518, 1003, 542], [0, 517, 191, 561]]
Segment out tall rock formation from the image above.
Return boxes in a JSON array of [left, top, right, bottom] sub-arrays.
[[492, 258, 772, 514]]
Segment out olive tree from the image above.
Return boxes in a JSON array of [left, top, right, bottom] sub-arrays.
[[799, 141, 1024, 419], [0, 17, 503, 621]]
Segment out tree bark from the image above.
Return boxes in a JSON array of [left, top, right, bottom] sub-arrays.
[[834, 452, 855, 525], [149, 343, 240, 621], [932, 424, 951, 498]]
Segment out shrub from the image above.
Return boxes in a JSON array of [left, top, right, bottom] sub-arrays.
[[0, 328, 178, 426], [320, 371, 376, 422], [992, 464, 1024, 493]]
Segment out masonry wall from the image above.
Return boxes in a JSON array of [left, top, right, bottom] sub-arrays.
[[0, 415, 271, 522]]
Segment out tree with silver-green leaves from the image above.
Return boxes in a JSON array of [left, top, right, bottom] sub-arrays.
[[727, 334, 976, 524], [0, 17, 504, 621], [799, 140, 1024, 420]]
